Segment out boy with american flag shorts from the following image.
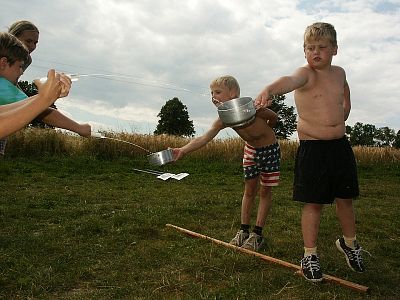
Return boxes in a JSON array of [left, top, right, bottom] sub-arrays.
[[172, 75, 280, 251]]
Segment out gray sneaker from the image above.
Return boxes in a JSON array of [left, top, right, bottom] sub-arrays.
[[229, 230, 249, 247], [241, 232, 265, 251]]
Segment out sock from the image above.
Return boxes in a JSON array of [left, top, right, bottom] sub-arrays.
[[343, 235, 357, 249], [252, 226, 263, 236], [304, 246, 317, 257], [240, 224, 250, 233]]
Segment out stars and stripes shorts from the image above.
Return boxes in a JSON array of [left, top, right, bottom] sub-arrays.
[[243, 142, 281, 186]]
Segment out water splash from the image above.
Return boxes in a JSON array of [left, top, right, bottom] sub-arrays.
[[100, 136, 151, 153]]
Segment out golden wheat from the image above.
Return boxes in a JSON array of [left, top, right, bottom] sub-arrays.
[[5, 128, 399, 164]]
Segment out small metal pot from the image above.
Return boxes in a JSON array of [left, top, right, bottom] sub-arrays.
[[148, 149, 174, 166], [217, 97, 256, 127]]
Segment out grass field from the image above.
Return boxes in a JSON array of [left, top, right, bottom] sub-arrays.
[[1, 130, 400, 299]]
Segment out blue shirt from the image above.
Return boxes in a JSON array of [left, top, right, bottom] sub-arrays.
[[0, 77, 27, 105]]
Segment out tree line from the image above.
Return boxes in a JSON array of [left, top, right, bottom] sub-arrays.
[[346, 123, 400, 148]]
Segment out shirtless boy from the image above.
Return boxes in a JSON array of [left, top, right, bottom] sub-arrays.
[[172, 75, 280, 252], [255, 22, 364, 282]]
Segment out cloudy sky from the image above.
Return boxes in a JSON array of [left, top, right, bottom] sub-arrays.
[[1, 0, 399, 139]]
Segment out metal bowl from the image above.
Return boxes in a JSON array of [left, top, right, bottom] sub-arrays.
[[148, 149, 174, 166], [217, 97, 256, 127]]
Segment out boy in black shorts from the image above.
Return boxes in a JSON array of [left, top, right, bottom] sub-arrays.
[[255, 22, 364, 282]]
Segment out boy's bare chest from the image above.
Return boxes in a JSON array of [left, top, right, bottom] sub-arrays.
[[300, 71, 344, 102]]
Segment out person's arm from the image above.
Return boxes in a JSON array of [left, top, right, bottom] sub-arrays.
[[255, 67, 310, 108], [0, 70, 64, 139], [172, 119, 225, 161], [343, 79, 351, 121], [256, 107, 278, 128]]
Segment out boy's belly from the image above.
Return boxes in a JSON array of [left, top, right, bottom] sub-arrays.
[[235, 120, 276, 147], [297, 118, 345, 140]]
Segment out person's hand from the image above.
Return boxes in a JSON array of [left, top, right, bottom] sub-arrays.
[[254, 88, 272, 110], [170, 148, 185, 161], [58, 73, 72, 98], [33, 71, 72, 99], [35, 69, 62, 105]]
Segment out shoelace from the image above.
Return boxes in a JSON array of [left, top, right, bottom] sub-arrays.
[[243, 234, 263, 249], [244, 235, 256, 246], [349, 247, 363, 266], [303, 256, 321, 272], [233, 231, 248, 244]]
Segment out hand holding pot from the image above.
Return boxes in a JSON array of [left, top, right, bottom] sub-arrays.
[[254, 88, 273, 109], [171, 147, 185, 162]]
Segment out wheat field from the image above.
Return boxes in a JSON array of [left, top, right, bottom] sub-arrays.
[[5, 128, 400, 164]]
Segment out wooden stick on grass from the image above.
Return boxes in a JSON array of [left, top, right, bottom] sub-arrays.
[[166, 223, 369, 294]]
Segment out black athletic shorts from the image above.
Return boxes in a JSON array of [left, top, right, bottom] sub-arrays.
[[293, 136, 359, 204]]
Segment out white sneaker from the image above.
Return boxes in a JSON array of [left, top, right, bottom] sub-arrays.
[[229, 230, 249, 247], [241, 232, 265, 251]]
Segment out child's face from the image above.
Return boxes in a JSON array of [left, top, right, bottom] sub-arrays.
[[0, 57, 25, 84], [17, 30, 39, 53], [304, 37, 337, 69], [210, 84, 237, 106]]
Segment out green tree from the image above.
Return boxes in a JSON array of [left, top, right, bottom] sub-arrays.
[[18, 80, 38, 97], [154, 97, 195, 137], [269, 94, 297, 139], [374, 126, 396, 147], [349, 122, 376, 146], [18, 80, 55, 129], [346, 125, 352, 136], [393, 130, 400, 149]]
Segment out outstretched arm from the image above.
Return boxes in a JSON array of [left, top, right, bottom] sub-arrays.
[[172, 119, 225, 161], [255, 67, 310, 108], [0, 70, 67, 139]]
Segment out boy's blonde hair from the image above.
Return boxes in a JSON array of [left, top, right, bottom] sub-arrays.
[[303, 22, 337, 48], [0, 32, 29, 65], [8, 20, 39, 37], [210, 75, 240, 96]]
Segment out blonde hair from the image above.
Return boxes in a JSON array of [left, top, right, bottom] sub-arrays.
[[8, 20, 39, 37], [303, 22, 337, 48], [0, 32, 29, 65], [210, 75, 240, 96]]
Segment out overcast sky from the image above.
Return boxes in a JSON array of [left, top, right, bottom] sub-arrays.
[[1, 0, 399, 139]]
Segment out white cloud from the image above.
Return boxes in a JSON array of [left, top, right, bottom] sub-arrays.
[[1, 0, 399, 138]]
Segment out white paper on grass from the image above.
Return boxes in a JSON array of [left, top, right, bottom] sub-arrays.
[[156, 173, 189, 181], [171, 173, 189, 180], [157, 173, 175, 180]]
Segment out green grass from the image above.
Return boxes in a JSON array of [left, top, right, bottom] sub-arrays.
[[1, 155, 399, 299]]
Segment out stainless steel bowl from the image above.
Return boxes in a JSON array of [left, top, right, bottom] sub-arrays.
[[217, 97, 256, 127], [148, 149, 174, 166]]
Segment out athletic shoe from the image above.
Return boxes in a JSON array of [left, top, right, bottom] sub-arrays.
[[300, 254, 323, 282], [229, 230, 249, 247], [335, 238, 365, 272], [241, 232, 265, 251]]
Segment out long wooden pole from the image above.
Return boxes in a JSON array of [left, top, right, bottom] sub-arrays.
[[166, 224, 369, 294]]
